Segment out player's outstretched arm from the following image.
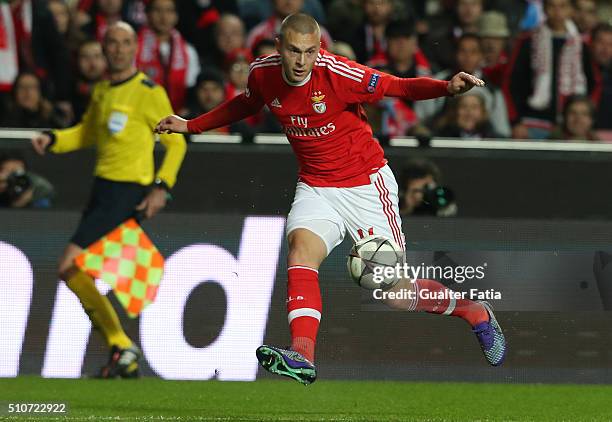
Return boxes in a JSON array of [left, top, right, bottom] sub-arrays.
[[447, 71, 485, 95], [155, 115, 188, 134], [383, 72, 485, 101], [155, 94, 264, 135]]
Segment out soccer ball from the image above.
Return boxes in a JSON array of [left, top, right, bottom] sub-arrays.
[[347, 234, 404, 290]]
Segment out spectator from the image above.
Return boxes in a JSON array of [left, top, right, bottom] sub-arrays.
[[175, 0, 238, 60], [590, 23, 612, 133], [0, 0, 73, 116], [72, 40, 107, 121], [349, 0, 395, 64], [454, 0, 483, 33], [329, 41, 357, 61], [203, 14, 246, 69], [416, 34, 511, 138], [2, 72, 68, 128], [364, 20, 431, 139], [327, 0, 414, 43], [487, 0, 533, 35], [48, 0, 86, 53], [80, 0, 130, 41], [368, 19, 432, 79], [246, 0, 333, 53], [434, 92, 502, 139], [185, 70, 231, 133], [187, 70, 225, 114], [0, 151, 55, 208], [479, 11, 511, 87], [326, 0, 363, 43], [399, 159, 457, 217], [504, 0, 599, 139], [573, 0, 598, 38], [76, 0, 147, 27], [423, 0, 484, 71], [224, 48, 252, 100], [136, 0, 200, 113], [239, 0, 327, 30], [550, 95, 599, 140], [216, 14, 246, 56], [252, 38, 277, 58], [48, 0, 70, 36]]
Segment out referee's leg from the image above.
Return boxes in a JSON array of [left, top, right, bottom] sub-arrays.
[[58, 243, 133, 351]]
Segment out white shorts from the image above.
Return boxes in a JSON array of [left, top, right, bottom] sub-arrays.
[[286, 165, 406, 255]]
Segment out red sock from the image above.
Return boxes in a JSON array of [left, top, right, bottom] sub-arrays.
[[287, 266, 321, 363], [413, 279, 489, 327]]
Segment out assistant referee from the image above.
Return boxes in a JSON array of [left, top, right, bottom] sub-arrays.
[[31, 22, 187, 378]]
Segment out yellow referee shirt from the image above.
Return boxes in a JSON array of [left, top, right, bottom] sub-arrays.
[[50, 72, 186, 188]]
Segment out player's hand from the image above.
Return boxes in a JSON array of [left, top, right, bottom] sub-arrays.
[[31, 133, 52, 156], [155, 115, 188, 134], [135, 188, 167, 219], [447, 72, 485, 96]]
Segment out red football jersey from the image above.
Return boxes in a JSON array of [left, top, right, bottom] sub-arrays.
[[244, 50, 395, 188]]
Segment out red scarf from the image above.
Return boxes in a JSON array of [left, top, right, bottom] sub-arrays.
[[414, 49, 432, 76], [136, 26, 189, 111], [382, 98, 417, 137], [365, 24, 387, 63]]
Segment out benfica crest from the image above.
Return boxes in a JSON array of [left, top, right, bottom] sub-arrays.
[[311, 91, 327, 114]]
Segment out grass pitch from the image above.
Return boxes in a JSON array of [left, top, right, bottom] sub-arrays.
[[1, 376, 611, 421]]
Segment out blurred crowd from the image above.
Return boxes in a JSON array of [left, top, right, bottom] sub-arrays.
[[1, 0, 611, 142]]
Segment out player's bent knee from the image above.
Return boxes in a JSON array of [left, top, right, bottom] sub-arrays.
[[287, 244, 322, 269], [287, 229, 327, 268]]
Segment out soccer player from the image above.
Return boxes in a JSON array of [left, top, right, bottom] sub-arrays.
[[31, 22, 187, 378], [156, 13, 506, 385]]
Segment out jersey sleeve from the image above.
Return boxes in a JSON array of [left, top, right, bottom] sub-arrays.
[[148, 86, 187, 188], [186, 67, 265, 133], [327, 54, 394, 104], [243, 65, 266, 109], [50, 85, 98, 153]]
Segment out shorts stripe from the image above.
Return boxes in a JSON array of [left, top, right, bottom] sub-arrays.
[[374, 178, 400, 247], [288, 308, 322, 323], [378, 175, 404, 250], [374, 176, 403, 249]]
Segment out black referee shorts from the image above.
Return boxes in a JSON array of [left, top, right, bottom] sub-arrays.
[[71, 177, 148, 248]]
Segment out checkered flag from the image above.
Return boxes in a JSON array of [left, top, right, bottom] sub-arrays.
[[74, 219, 164, 318]]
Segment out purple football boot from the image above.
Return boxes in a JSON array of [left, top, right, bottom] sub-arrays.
[[472, 301, 507, 366], [256, 345, 317, 385]]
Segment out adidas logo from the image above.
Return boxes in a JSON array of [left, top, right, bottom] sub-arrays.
[[270, 98, 282, 108]]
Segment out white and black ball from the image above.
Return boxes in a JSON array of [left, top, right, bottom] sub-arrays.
[[347, 234, 404, 290]]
